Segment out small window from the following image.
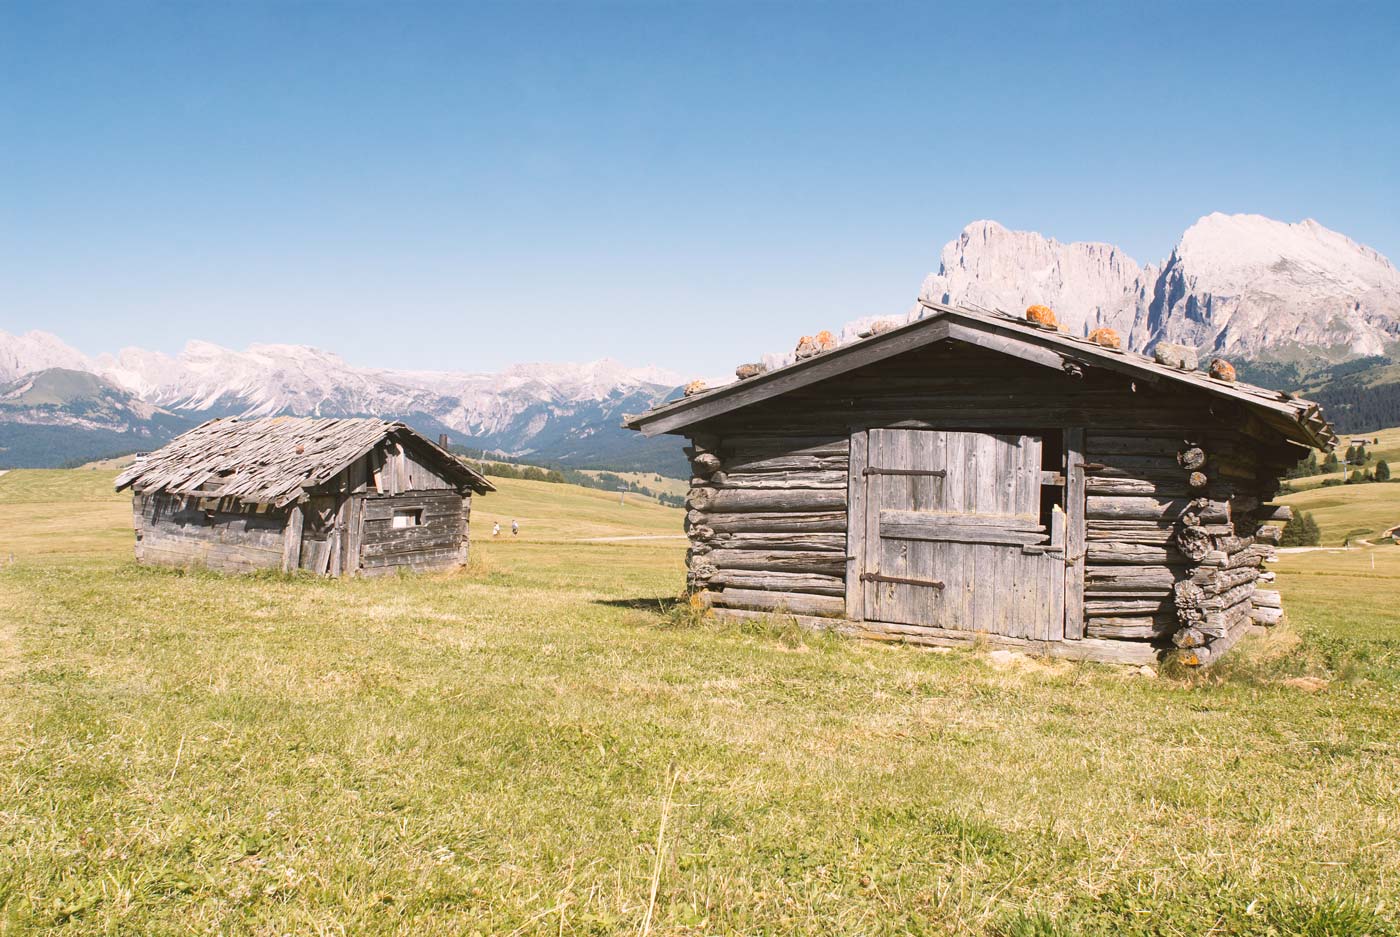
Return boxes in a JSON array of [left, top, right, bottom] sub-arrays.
[[391, 509, 423, 529]]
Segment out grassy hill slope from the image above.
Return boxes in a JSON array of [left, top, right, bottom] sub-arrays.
[[1279, 482, 1400, 545]]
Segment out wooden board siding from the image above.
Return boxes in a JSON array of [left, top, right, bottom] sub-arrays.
[[133, 492, 289, 573], [682, 341, 1293, 663], [371, 439, 460, 496], [356, 489, 468, 575], [854, 428, 1064, 639], [129, 431, 478, 577]]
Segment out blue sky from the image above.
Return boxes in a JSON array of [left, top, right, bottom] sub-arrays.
[[2, 1, 1397, 377]]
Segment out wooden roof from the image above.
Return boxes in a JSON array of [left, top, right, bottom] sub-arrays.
[[115, 416, 494, 506], [625, 301, 1337, 450]]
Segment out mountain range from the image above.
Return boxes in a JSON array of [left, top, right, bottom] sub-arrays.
[[0, 339, 689, 471], [4, 212, 1399, 470]]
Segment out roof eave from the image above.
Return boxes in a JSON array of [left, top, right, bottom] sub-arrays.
[[624, 302, 1334, 451]]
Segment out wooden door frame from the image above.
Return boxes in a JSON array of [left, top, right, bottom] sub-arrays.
[[1063, 427, 1087, 640], [845, 429, 870, 621]]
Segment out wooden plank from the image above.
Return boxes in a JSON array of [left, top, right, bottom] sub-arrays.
[[1086, 542, 1183, 565], [281, 505, 303, 573], [709, 470, 847, 490], [1063, 427, 1087, 640], [845, 429, 868, 621], [880, 520, 1047, 546], [708, 533, 846, 552], [696, 511, 848, 534], [705, 608, 1163, 665], [711, 589, 846, 618], [706, 550, 847, 575], [689, 488, 847, 514], [1087, 495, 1228, 523], [721, 453, 849, 474], [344, 494, 364, 574], [1086, 597, 1169, 616], [708, 570, 847, 595], [878, 510, 1044, 545], [1084, 615, 1175, 640], [360, 490, 463, 521]]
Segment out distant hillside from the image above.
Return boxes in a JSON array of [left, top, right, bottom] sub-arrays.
[[0, 369, 197, 468], [1236, 357, 1400, 435]]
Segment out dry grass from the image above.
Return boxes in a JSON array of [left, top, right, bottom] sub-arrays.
[[0, 470, 1398, 935]]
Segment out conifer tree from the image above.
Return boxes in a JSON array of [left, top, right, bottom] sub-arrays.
[[1280, 514, 1306, 546], [1302, 513, 1322, 546], [1378, 460, 1392, 482]]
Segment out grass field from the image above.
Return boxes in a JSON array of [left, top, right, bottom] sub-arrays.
[[1279, 480, 1400, 545], [2, 470, 1399, 935]]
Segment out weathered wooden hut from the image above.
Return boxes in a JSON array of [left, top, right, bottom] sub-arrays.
[[115, 417, 493, 576], [626, 302, 1336, 666]]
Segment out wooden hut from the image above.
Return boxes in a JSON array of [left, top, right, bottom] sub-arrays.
[[115, 417, 493, 576], [625, 302, 1336, 666]]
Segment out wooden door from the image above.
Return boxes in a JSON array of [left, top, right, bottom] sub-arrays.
[[854, 428, 1065, 639]]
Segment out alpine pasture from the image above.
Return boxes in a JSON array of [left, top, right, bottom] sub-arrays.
[[1, 467, 1398, 935]]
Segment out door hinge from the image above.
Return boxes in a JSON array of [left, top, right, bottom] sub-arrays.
[[862, 467, 947, 477], [860, 571, 944, 589]]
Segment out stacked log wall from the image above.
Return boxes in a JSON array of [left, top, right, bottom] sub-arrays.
[[677, 342, 1308, 664], [685, 434, 850, 618]]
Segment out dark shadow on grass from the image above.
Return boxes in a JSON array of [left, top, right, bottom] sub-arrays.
[[592, 596, 680, 612]]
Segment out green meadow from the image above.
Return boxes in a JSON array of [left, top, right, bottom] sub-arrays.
[[1, 468, 1398, 935]]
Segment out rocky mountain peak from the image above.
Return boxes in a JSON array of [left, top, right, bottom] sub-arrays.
[[919, 220, 1145, 340], [913, 213, 1400, 361]]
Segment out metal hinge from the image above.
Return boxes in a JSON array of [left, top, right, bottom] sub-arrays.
[[860, 571, 945, 589], [862, 467, 947, 477]]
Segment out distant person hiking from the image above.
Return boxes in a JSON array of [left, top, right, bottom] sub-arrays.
[[492, 522, 501, 537], [511, 519, 520, 536]]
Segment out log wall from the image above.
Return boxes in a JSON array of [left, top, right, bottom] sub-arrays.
[[132, 492, 290, 573], [680, 342, 1305, 665]]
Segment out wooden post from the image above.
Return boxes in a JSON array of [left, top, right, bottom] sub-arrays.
[[457, 492, 472, 566], [344, 494, 365, 575], [281, 504, 304, 573], [845, 429, 868, 621], [1063, 428, 1087, 639]]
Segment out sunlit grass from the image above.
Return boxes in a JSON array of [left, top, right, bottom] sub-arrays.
[[1, 470, 1398, 934]]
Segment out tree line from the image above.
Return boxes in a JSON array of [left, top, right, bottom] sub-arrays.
[[1286, 444, 1391, 485], [449, 445, 686, 507]]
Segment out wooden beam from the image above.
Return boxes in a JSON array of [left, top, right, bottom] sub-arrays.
[[280, 505, 304, 573], [845, 429, 868, 622], [1064, 427, 1087, 640], [707, 608, 1162, 665]]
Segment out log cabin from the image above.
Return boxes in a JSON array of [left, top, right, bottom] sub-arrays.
[[625, 301, 1336, 666], [115, 417, 493, 576]]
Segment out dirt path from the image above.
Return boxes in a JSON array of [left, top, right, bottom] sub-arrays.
[[573, 534, 688, 543]]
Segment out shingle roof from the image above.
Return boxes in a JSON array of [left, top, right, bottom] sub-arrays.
[[625, 301, 1336, 450], [115, 416, 493, 506]]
